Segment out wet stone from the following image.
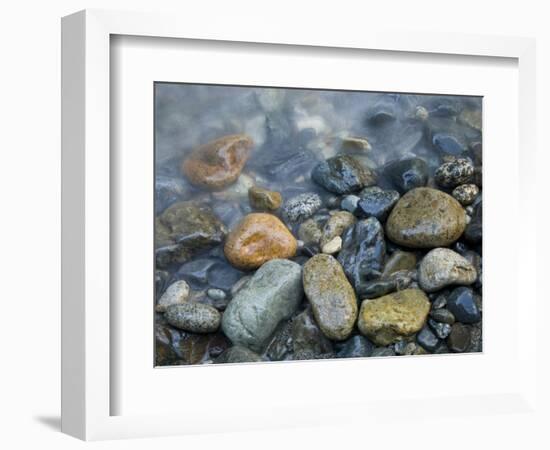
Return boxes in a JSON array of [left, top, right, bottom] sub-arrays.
[[340, 194, 361, 213], [338, 217, 386, 297], [386, 188, 467, 248], [371, 347, 396, 357], [214, 346, 263, 364], [321, 236, 342, 255], [336, 335, 375, 358], [206, 288, 227, 302], [418, 248, 477, 293], [155, 175, 189, 214], [303, 254, 358, 341], [434, 158, 475, 188], [431, 293, 448, 309], [224, 213, 297, 270], [156, 280, 190, 312], [172, 258, 218, 289], [452, 184, 479, 206], [312, 155, 377, 194], [464, 201, 482, 244], [428, 319, 452, 339], [320, 211, 356, 246], [432, 133, 467, 157], [357, 288, 431, 346], [165, 302, 221, 333], [281, 192, 322, 223], [382, 250, 417, 278], [430, 308, 455, 324], [360, 278, 398, 299], [356, 186, 400, 221], [415, 326, 440, 352], [447, 323, 472, 352], [298, 219, 323, 246], [222, 259, 303, 352], [446, 287, 481, 324], [384, 157, 429, 194], [291, 309, 334, 358]]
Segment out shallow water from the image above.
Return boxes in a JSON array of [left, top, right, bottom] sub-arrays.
[[154, 83, 482, 365]]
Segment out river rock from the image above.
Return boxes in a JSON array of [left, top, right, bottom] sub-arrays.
[[356, 186, 400, 221], [447, 323, 471, 352], [214, 346, 263, 364], [434, 158, 474, 188], [446, 287, 481, 323], [371, 347, 396, 357], [303, 254, 358, 341], [384, 157, 428, 193], [357, 288, 431, 346], [155, 175, 189, 214], [182, 134, 253, 190], [165, 302, 221, 333], [291, 309, 334, 359], [297, 218, 322, 245], [452, 184, 479, 206], [312, 155, 377, 194], [382, 250, 417, 278], [464, 201, 482, 244], [386, 188, 467, 248], [337, 217, 386, 297], [432, 133, 467, 157], [224, 213, 297, 270], [156, 280, 190, 312], [428, 319, 452, 339], [321, 236, 342, 255], [320, 211, 356, 246], [221, 259, 303, 352], [155, 201, 226, 267], [281, 192, 322, 223], [418, 248, 477, 292], [417, 325, 441, 352], [430, 308, 455, 324], [336, 335, 375, 358], [340, 194, 361, 213], [360, 279, 399, 299], [248, 186, 282, 210]]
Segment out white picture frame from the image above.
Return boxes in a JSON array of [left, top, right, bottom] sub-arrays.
[[61, 9, 538, 441]]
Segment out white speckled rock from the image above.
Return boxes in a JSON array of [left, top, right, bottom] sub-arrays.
[[418, 248, 477, 292], [156, 280, 190, 312]]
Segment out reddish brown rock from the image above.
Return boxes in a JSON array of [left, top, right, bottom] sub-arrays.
[[182, 134, 253, 190], [224, 213, 297, 270]]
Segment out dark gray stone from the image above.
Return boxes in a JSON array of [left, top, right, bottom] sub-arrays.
[[417, 326, 441, 352], [312, 155, 377, 194], [447, 287, 481, 324], [336, 335, 375, 358], [428, 319, 452, 339], [447, 323, 472, 352], [356, 186, 400, 221], [214, 346, 263, 364], [430, 308, 456, 324], [383, 158, 429, 194]]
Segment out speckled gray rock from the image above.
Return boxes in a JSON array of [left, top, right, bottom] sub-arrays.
[[303, 254, 358, 341], [452, 184, 479, 206], [156, 280, 190, 312], [312, 155, 377, 194], [418, 248, 477, 292], [281, 192, 322, 223], [297, 219, 323, 246], [165, 302, 221, 333], [221, 259, 303, 352], [337, 217, 386, 297], [434, 158, 474, 188], [386, 188, 467, 248]]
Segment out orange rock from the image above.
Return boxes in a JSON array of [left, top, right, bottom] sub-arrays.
[[182, 134, 253, 190], [224, 213, 297, 270]]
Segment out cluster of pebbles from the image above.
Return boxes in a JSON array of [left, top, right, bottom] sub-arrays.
[[155, 89, 482, 365]]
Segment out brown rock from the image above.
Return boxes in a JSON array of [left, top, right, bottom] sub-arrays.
[[182, 134, 253, 190], [357, 288, 430, 346], [224, 213, 297, 270], [386, 187, 467, 248], [248, 186, 282, 210]]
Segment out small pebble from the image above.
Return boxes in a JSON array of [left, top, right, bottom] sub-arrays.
[[430, 308, 455, 324], [452, 184, 479, 206], [156, 280, 190, 312], [428, 319, 452, 339], [207, 288, 227, 301], [321, 236, 342, 254], [340, 195, 360, 213]]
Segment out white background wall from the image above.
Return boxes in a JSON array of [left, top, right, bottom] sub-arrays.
[[0, 0, 547, 448]]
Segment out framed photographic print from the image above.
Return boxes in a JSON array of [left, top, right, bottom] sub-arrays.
[[62, 9, 538, 441]]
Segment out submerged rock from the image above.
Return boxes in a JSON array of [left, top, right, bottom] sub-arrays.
[[221, 259, 303, 352], [291, 309, 334, 359], [312, 155, 377, 194], [281, 192, 322, 223], [214, 346, 263, 364], [382, 250, 417, 278], [155, 201, 226, 267], [182, 134, 253, 190], [337, 217, 386, 297], [224, 213, 297, 270], [336, 335, 375, 358], [248, 186, 282, 210], [165, 302, 221, 333], [386, 188, 467, 248], [155, 175, 189, 214], [357, 288, 431, 346], [297, 218, 323, 246], [383, 158, 428, 194], [156, 280, 190, 312], [303, 254, 358, 341], [418, 248, 477, 292]]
